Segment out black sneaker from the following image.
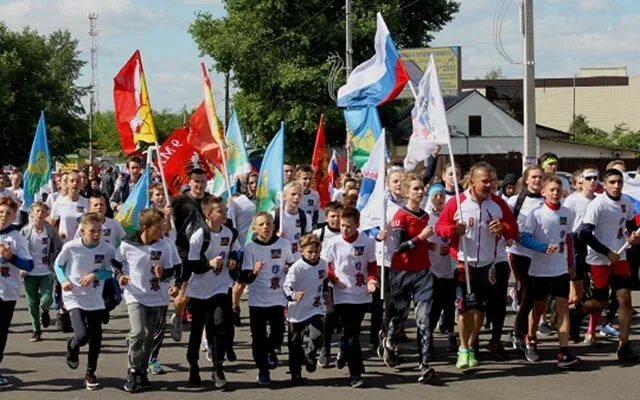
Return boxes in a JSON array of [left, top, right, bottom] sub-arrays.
[[267, 352, 278, 369], [30, 332, 42, 342], [510, 332, 525, 353], [557, 351, 581, 370], [487, 340, 510, 361], [376, 330, 385, 358], [101, 310, 110, 325], [569, 308, 583, 343], [617, 343, 639, 363], [418, 365, 435, 383], [525, 341, 541, 363], [66, 339, 79, 369], [139, 372, 151, 391], [305, 357, 317, 373], [382, 338, 398, 368], [336, 351, 346, 369], [0, 374, 9, 386], [188, 366, 201, 385], [212, 367, 227, 389], [226, 348, 237, 362], [123, 369, 140, 393], [85, 373, 102, 391], [318, 349, 330, 368], [291, 373, 306, 386], [41, 311, 50, 328], [350, 375, 364, 388]]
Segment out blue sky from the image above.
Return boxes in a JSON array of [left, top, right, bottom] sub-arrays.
[[2, 0, 639, 113]]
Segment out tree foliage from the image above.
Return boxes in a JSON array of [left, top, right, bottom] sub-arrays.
[[570, 114, 640, 153], [93, 110, 187, 157], [0, 23, 88, 165], [189, 0, 459, 162], [483, 67, 505, 80]]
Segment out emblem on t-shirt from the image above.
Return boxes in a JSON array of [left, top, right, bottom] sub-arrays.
[[220, 237, 230, 246], [622, 204, 627, 213], [308, 199, 314, 207], [76, 206, 84, 213], [559, 217, 567, 225], [468, 217, 475, 227], [42, 256, 49, 265], [271, 249, 282, 259], [354, 273, 365, 287], [102, 228, 111, 237], [42, 237, 49, 245], [354, 261, 362, 271], [270, 276, 281, 290], [295, 219, 301, 227], [318, 270, 325, 279], [353, 246, 364, 256], [150, 250, 162, 261], [292, 243, 299, 253], [94, 254, 104, 264], [312, 295, 321, 307], [0, 266, 10, 278], [272, 264, 280, 274], [559, 230, 566, 239], [150, 278, 161, 291]]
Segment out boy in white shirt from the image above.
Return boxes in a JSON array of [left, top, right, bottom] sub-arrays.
[[275, 181, 312, 260], [185, 196, 239, 389], [241, 212, 294, 386], [520, 175, 581, 369], [0, 197, 34, 386], [50, 170, 89, 242], [74, 194, 126, 247], [297, 165, 323, 228], [113, 208, 180, 392], [54, 212, 116, 390], [21, 202, 63, 342], [284, 234, 326, 384], [323, 207, 377, 388]]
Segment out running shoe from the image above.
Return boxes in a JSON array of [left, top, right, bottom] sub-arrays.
[[170, 313, 182, 342], [41, 311, 50, 328], [617, 343, 639, 363], [318, 349, 330, 368], [584, 333, 598, 346], [456, 349, 469, 369], [418, 365, 435, 383], [381, 338, 398, 368], [350, 375, 364, 388], [123, 369, 141, 393], [599, 323, 620, 338], [85, 373, 102, 391], [257, 371, 271, 386], [66, 339, 79, 369], [467, 349, 479, 368], [0, 374, 9, 386], [510, 332, 525, 353], [525, 341, 541, 362], [212, 367, 227, 389], [336, 351, 346, 369], [557, 351, 581, 370], [267, 351, 278, 369], [487, 340, 510, 361], [30, 332, 42, 342], [148, 359, 165, 375], [537, 321, 553, 336], [509, 287, 519, 312]]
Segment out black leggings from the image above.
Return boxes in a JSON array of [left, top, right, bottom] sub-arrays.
[[335, 303, 367, 377], [186, 294, 231, 367], [69, 308, 103, 373], [429, 275, 455, 336], [249, 305, 285, 374], [0, 299, 16, 365], [487, 261, 510, 342], [510, 254, 533, 338]]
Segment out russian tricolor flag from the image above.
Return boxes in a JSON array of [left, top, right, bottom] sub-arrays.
[[328, 149, 340, 190], [337, 12, 409, 108]]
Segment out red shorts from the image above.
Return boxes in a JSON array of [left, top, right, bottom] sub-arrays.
[[589, 260, 631, 289]]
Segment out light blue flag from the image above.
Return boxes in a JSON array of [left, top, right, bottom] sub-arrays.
[[23, 111, 52, 210], [115, 168, 150, 234], [226, 110, 251, 191], [256, 122, 284, 213], [344, 106, 382, 169]]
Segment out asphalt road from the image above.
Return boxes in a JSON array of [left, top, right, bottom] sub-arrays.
[[2, 292, 640, 400]]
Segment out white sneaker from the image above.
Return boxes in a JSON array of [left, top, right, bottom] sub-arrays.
[[170, 313, 182, 342]]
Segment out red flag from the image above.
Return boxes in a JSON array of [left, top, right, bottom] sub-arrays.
[[157, 127, 213, 197], [113, 50, 157, 155], [311, 114, 330, 207], [188, 101, 224, 170]]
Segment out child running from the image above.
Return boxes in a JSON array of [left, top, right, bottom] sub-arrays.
[[54, 212, 115, 390]]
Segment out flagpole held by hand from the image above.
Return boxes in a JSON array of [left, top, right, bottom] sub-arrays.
[[151, 144, 175, 230]]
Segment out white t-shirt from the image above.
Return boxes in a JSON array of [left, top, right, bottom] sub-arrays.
[[55, 238, 115, 311], [301, 189, 323, 224], [375, 197, 401, 267], [187, 225, 240, 299], [51, 196, 89, 241], [278, 209, 312, 259], [523, 204, 574, 277], [428, 209, 453, 279], [563, 192, 593, 232], [74, 217, 126, 247], [312, 225, 340, 244], [117, 237, 178, 307], [0, 228, 33, 301], [507, 194, 544, 257], [322, 232, 376, 305], [228, 195, 256, 246], [284, 258, 326, 323], [0, 188, 16, 202], [242, 237, 294, 307], [27, 228, 52, 276], [583, 194, 634, 265]]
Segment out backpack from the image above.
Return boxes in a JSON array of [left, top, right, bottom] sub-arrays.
[[512, 190, 528, 220], [274, 208, 307, 236]]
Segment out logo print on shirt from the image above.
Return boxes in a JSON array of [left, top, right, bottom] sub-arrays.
[[353, 246, 364, 257], [308, 199, 314, 207], [559, 217, 567, 225], [622, 204, 627, 213], [318, 270, 325, 279], [150, 278, 161, 291], [102, 228, 111, 237], [271, 249, 282, 259], [94, 254, 105, 264], [468, 217, 475, 227], [0, 266, 10, 278], [295, 219, 301, 228], [292, 243, 299, 253], [270, 276, 281, 290], [42, 237, 49, 245], [354, 273, 365, 287], [150, 250, 162, 261], [355, 261, 362, 271], [76, 206, 84, 213], [272, 264, 280, 274], [560, 230, 566, 239], [220, 237, 230, 246]]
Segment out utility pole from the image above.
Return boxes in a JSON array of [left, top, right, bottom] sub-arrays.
[[345, 0, 353, 79], [88, 12, 98, 168], [522, 0, 537, 169]]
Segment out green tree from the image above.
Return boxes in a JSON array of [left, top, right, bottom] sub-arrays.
[[0, 23, 88, 165], [484, 67, 504, 80], [189, 1, 459, 162]]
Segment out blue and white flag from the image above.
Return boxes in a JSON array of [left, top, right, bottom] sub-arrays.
[[23, 111, 52, 210], [357, 129, 387, 231]]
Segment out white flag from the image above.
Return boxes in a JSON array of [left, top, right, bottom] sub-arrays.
[[403, 54, 449, 171], [358, 130, 387, 231]]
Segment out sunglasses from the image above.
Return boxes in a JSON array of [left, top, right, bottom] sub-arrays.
[[583, 176, 598, 181]]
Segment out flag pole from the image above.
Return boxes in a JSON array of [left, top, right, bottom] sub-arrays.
[[408, 80, 471, 294], [380, 157, 387, 301], [151, 143, 175, 229]]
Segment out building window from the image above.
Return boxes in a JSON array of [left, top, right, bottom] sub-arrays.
[[469, 115, 482, 136]]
